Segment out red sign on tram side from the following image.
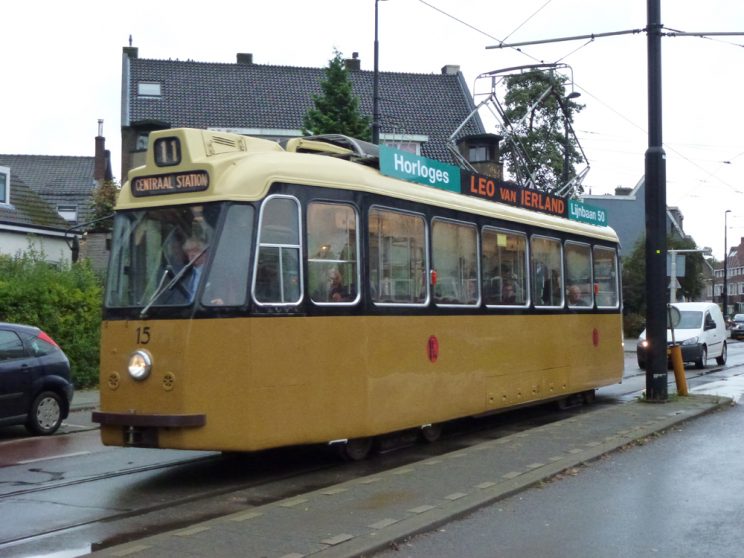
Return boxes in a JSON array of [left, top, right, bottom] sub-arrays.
[[459, 170, 567, 219]]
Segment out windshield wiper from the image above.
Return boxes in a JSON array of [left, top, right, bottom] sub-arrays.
[[138, 245, 209, 318], [140, 266, 175, 318]]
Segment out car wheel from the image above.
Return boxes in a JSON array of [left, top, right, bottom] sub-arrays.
[[695, 346, 708, 370], [25, 391, 63, 435], [716, 342, 728, 366], [637, 359, 646, 370]]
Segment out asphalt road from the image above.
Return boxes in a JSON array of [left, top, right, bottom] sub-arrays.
[[372, 348, 744, 558]]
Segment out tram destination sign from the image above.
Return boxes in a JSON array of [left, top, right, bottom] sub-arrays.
[[567, 199, 608, 227], [131, 171, 210, 197], [460, 170, 567, 219], [379, 146, 461, 192], [379, 147, 609, 225]]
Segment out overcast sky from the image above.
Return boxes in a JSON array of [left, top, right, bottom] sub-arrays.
[[2, 0, 742, 258]]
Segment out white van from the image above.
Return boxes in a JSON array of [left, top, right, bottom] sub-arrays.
[[637, 302, 727, 369]]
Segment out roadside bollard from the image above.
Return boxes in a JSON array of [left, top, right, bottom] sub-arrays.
[[669, 345, 688, 396]]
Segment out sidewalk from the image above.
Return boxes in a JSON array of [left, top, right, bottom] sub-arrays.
[[70, 389, 100, 412], [87, 393, 731, 558]]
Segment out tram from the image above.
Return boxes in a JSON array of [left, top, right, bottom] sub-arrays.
[[93, 128, 623, 460]]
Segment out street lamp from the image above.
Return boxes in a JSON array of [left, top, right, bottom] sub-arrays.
[[723, 209, 732, 318]]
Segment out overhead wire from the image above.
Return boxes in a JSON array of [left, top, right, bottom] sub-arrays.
[[415, 0, 544, 63], [414, 1, 744, 196]]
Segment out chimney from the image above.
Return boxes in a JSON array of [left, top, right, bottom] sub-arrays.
[[345, 52, 361, 71], [123, 46, 138, 59], [94, 119, 107, 183], [237, 53, 253, 64], [441, 65, 460, 76]]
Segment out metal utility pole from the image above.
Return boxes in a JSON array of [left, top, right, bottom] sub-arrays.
[[372, 0, 382, 144], [644, 0, 668, 402]]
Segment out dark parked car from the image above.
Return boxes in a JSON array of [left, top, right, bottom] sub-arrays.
[[730, 314, 744, 340], [0, 323, 73, 435]]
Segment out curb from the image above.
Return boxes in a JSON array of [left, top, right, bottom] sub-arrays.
[[312, 394, 730, 558]]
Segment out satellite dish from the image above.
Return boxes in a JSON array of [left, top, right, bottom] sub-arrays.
[[667, 305, 681, 329]]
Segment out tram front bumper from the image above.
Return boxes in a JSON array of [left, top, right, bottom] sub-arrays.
[[92, 411, 206, 448]]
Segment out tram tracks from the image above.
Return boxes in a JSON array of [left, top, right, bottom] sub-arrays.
[[0, 454, 219, 500], [0, 397, 619, 557], [0, 449, 341, 554]]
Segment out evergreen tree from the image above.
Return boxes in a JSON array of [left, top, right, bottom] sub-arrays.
[[303, 50, 371, 140]]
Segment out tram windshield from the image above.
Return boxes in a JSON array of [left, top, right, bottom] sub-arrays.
[[105, 203, 255, 310]]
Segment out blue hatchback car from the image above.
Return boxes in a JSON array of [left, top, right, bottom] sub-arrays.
[[0, 323, 74, 435]]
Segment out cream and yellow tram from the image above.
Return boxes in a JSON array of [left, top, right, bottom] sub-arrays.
[[93, 128, 623, 459]]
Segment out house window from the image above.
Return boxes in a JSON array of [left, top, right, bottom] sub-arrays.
[[468, 145, 489, 163], [383, 140, 421, 155], [57, 205, 78, 222], [380, 134, 428, 156], [0, 166, 8, 204], [135, 132, 150, 152], [137, 82, 162, 97]]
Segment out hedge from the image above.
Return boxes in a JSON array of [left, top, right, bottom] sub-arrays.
[[0, 248, 102, 388]]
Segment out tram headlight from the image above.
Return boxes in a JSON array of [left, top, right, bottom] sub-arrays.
[[128, 350, 153, 381]]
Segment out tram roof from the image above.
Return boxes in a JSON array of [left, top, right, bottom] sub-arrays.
[[120, 128, 619, 243]]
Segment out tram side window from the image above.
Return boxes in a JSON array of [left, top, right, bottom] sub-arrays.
[[565, 241, 593, 308], [593, 246, 619, 308], [307, 202, 359, 304], [203, 204, 254, 306], [253, 196, 302, 305], [368, 207, 427, 304], [431, 219, 478, 305], [481, 228, 528, 306], [531, 236, 563, 307]]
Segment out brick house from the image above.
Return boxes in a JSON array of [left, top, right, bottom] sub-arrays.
[[0, 128, 113, 269]]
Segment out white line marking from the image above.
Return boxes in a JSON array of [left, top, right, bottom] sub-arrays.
[[19, 451, 91, 464]]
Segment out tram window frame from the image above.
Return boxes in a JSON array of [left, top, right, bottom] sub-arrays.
[[307, 201, 360, 306], [593, 246, 620, 309], [368, 206, 429, 307], [431, 218, 480, 307], [252, 195, 303, 306], [481, 227, 529, 308], [565, 241, 594, 309], [531, 235, 564, 309]]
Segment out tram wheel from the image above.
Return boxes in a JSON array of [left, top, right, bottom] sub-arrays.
[[582, 390, 596, 405], [419, 423, 442, 443], [336, 437, 374, 461]]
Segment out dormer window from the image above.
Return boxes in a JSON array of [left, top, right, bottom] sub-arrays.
[[57, 205, 78, 222], [380, 134, 428, 156], [137, 82, 162, 97], [0, 166, 9, 204], [468, 145, 489, 163]]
